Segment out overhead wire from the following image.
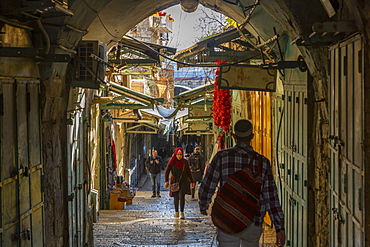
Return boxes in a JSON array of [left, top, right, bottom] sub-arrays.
[[82, 0, 125, 40], [164, 6, 184, 68], [276, 106, 284, 201], [175, 8, 185, 48]]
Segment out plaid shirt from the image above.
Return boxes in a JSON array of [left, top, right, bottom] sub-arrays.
[[199, 143, 285, 232]]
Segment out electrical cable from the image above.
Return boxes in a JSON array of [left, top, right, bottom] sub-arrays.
[[276, 106, 284, 201], [172, 7, 184, 49], [36, 18, 50, 54], [85, 121, 92, 195], [202, 67, 216, 84], [175, 66, 191, 85], [82, 0, 124, 39], [18, 12, 51, 54]]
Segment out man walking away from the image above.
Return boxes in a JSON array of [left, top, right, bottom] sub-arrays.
[[145, 150, 164, 197], [158, 146, 167, 160], [188, 146, 205, 199], [198, 119, 285, 247], [185, 142, 194, 155]]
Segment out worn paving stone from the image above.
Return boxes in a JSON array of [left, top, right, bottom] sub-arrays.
[[94, 171, 277, 246]]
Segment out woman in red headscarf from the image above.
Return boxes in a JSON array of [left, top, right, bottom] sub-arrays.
[[164, 147, 195, 219]]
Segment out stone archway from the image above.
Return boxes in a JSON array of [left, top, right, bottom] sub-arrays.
[[36, 1, 331, 246], [2, 0, 370, 246]]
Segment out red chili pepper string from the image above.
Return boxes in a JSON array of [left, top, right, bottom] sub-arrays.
[[213, 61, 231, 132]]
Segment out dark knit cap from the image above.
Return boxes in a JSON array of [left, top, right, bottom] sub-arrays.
[[234, 119, 253, 137]]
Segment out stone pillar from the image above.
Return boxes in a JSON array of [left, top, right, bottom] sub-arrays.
[[40, 74, 69, 247]]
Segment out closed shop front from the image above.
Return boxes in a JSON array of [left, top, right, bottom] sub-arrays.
[[0, 79, 44, 247]]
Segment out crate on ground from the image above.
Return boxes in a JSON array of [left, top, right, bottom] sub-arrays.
[[109, 193, 125, 210]]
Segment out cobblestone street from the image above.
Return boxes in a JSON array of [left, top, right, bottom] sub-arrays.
[[93, 170, 277, 246]]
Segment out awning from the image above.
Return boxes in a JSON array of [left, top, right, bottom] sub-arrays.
[[174, 83, 214, 105], [112, 37, 177, 62], [95, 81, 165, 110], [173, 28, 258, 66], [110, 108, 163, 135], [174, 84, 215, 134], [120, 37, 176, 55], [107, 37, 177, 71]]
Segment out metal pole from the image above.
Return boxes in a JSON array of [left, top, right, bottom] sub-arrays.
[[273, 27, 284, 61]]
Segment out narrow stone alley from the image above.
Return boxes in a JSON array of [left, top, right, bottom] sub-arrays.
[[93, 166, 277, 246]]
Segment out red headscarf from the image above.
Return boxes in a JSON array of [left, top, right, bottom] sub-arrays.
[[168, 147, 185, 169]]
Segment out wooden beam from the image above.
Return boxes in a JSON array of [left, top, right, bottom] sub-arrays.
[[100, 104, 153, 110], [109, 59, 158, 64]]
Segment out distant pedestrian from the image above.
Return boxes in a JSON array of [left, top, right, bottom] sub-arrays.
[[188, 146, 205, 199], [145, 150, 164, 198], [164, 147, 195, 219], [158, 146, 167, 159], [185, 142, 194, 155], [185, 154, 190, 160], [199, 119, 285, 247]]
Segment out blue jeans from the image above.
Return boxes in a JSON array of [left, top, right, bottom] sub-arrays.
[[149, 173, 161, 195]]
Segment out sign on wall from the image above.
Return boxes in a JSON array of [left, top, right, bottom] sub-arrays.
[[218, 65, 277, 92]]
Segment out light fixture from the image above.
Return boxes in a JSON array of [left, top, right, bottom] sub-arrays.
[[180, 0, 199, 13], [319, 0, 339, 18]]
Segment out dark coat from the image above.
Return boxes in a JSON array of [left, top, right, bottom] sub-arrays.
[[165, 159, 194, 197], [188, 152, 205, 173], [145, 155, 164, 174], [185, 143, 194, 154], [158, 148, 167, 158]]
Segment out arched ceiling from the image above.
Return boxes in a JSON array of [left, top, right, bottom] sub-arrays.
[[2, 0, 364, 55], [76, 0, 332, 73], [83, 0, 177, 44], [1, 0, 368, 77], [83, 0, 286, 48]]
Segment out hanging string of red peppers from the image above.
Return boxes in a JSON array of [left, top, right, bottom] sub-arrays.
[[217, 132, 225, 150], [213, 61, 232, 132]]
